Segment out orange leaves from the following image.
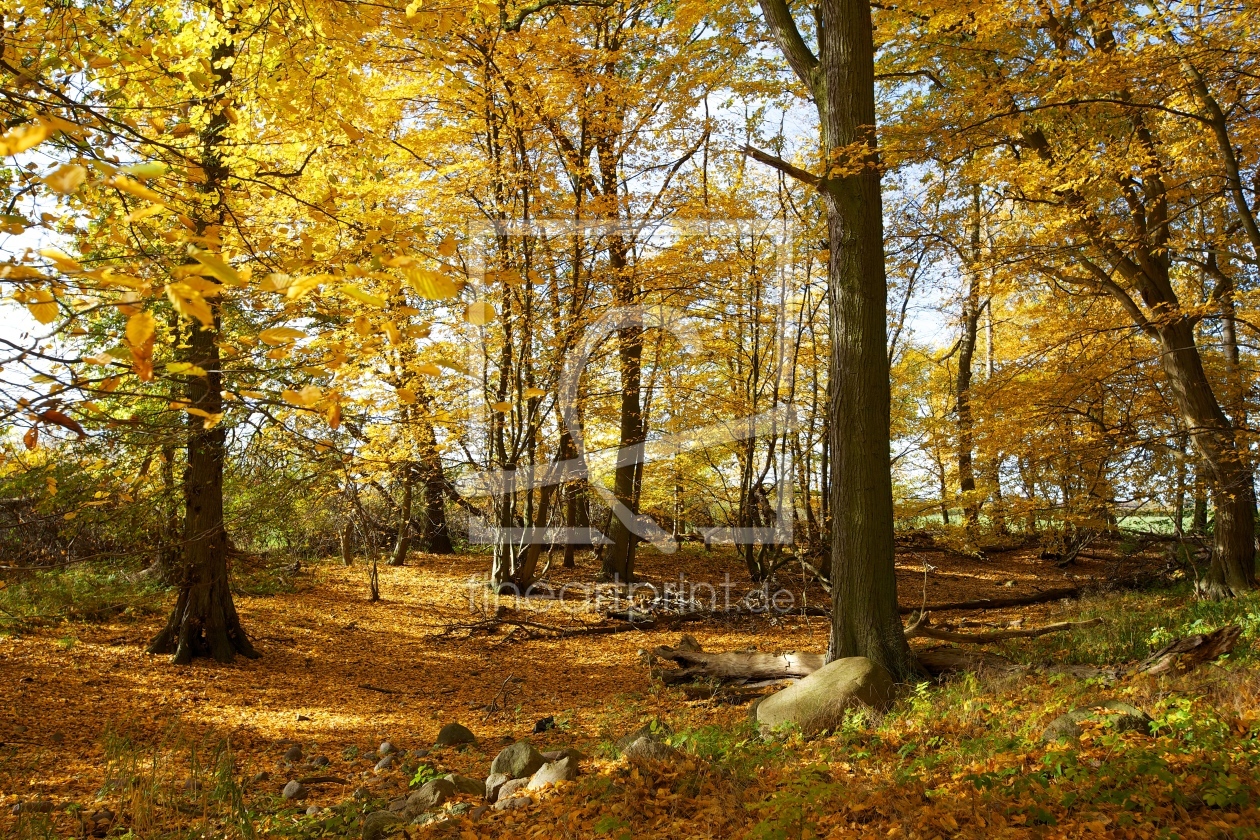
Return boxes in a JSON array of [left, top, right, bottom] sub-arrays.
[[125, 311, 156, 382]]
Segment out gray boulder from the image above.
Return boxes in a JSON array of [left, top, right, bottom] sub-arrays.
[[378, 741, 396, 756], [615, 722, 673, 752], [283, 745, 303, 762], [496, 777, 529, 801], [1041, 701, 1153, 743], [402, 778, 456, 818], [754, 656, 894, 736], [443, 774, 484, 796], [493, 795, 533, 811], [374, 755, 396, 772], [434, 723, 475, 747], [361, 810, 404, 840], [623, 735, 678, 765], [541, 747, 584, 763], [489, 740, 545, 779], [282, 780, 307, 800], [484, 772, 510, 801], [528, 756, 578, 790]]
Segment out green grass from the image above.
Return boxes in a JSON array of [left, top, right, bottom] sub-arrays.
[[0, 566, 166, 636]]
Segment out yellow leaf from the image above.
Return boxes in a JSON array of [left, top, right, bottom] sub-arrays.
[[282, 385, 323, 407], [109, 175, 165, 205], [124, 203, 167, 223], [165, 282, 214, 327], [465, 300, 495, 326], [42, 164, 87, 196], [84, 353, 115, 366], [258, 327, 306, 346], [0, 122, 51, 156], [523, 387, 546, 399], [26, 288, 57, 324], [326, 402, 342, 429], [286, 274, 324, 299], [404, 267, 460, 300], [396, 387, 417, 404], [240, 389, 267, 399], [121, 161, 168, 179], [39, 247, 82, 273], [189, 249, 242, 286], [166, 362, 208, 376], [126, 311, 156, 347], [438, 234, 456, 258], [415, 362, 442, 376], [339, 284, 386, 308], [201, 412, 223, 429], [384, 320, 401, 345], [490, 400, 512, 412], [337, 118, 364, 141]]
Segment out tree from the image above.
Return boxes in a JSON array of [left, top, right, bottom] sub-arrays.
[[755, 0, 918, 680]]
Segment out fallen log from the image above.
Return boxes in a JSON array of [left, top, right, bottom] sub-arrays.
[[651, 643, 825, 685], [1136, 624, 1241, 675], [898, 586, 1080, 614], [904, 611, 1103, 644]]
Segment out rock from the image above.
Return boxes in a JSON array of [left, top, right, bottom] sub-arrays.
[[496, 777, 529, 801], [402, 778, 455, 818], [470, 804, 489, 819], [361, 810, 404, 840], [541, 748, 584, 763], [296, 713, 312, 722], [374, 755, 396, 772], [386, 797, 408, 813], [378, 741, 396, 757], [434, 723, 475, 747], [282, 780, 307, 800], [183, 777, 202, 793], [252, 771, 272, 783], [353, 786, 371, 801], [1041, 701, 1154, 743], [489, 740, 545, 779], [410, 813, 437, 826], [485, 772, 511, 801], [443, 774, 485, 796], [533, 716, 554, 733], [449, 802, 472, 815], [623, 736, 678, 765], [754, 656, 895, 737], [305, 805, 322, 816], [411, 747, 430, 758], [528, 756, 577, 790], [615, 721, 673, 752], [493, 795, 533, 811], [284, 745, 304, 762], [310, 755, 330, 768]]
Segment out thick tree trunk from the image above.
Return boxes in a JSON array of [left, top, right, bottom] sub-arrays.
[[147, 19, 255, 664]]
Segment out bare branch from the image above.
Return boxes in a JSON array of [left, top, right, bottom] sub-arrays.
[[740, 144, 821, 188]]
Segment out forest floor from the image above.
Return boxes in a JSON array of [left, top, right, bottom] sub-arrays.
[[3, 537, 1260, 839]]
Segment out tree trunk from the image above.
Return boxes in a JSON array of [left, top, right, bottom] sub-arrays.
[[389, 468, 413, 567], [1155, 319, 1255, 597], [147, 16, 255, 664], [955, 184, 982, 527], [341, 521, 354, 566], [758, 0, 918, 680]]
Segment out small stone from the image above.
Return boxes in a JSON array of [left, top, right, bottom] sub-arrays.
[[378, 741, 396, 757], [411, 747, 429, 758], [310, 755, 330, 768], [489, 741, 545, 780], [623, 735, 678, 765], [361, 810, 405, 840], [402, 778, 455, 818], [485, 773, 510, 802], [615, 722, 673, 752], [296, 713, 312, 722], [541, 748, 584, 763], [532, 716, 554, 733], [50, 732, 64, 744], [493, 795, 533, 811], [470, 804, 489, 819], [252, 771, 271, 784], [496, 777, 529, 801], [282, 780, 308, 800], [284, 745, 303, 762], [434, 722, 475, 747], [184, 777, 202, 793], [374, 755, 396, 772], [410, 812, 437, 826], [353, 786, 371, 801], [305, 805, 321, 816], [528, 756, 577, 790], [443, 774, 485, 796], [449, 802, 472, 815]]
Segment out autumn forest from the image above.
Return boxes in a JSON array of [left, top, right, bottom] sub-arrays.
[[2, 0, 1260, 837]]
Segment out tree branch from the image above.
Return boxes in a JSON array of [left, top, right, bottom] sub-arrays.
[[740, 144, 821, 188], [756, 0, 819, 92]]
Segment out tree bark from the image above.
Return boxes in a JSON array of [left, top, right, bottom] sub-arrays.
[[955, 184, 982, 526], [147, 12, 255, 664], [756, 0, 918, 681], [389, 467, 413, 567]]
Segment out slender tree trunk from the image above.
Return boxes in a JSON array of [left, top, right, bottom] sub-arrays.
[[341, 521, 354, 566], [956, 185, 982, 527], [147, 15, 255, 663], [389, 468, 413, 567]]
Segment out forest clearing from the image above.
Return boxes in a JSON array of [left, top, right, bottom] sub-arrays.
[[5, 0, 1260, 836]]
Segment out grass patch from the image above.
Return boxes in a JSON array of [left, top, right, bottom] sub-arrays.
[[0, 566, 166, 635]]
